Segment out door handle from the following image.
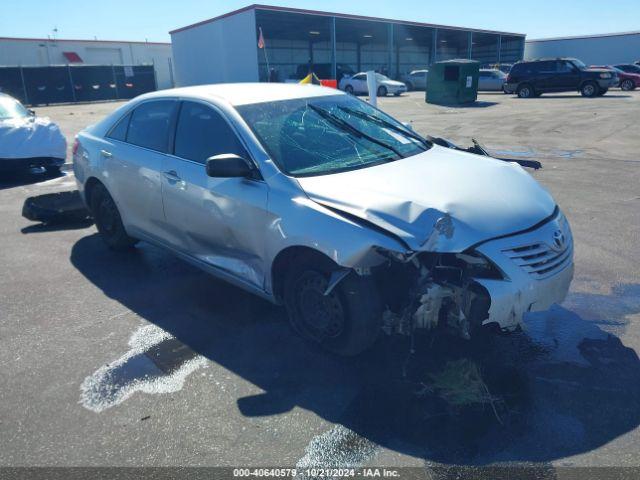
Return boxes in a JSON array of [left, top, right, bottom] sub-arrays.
[[163, 170, 186, 188], [100, 150, 112, 158]]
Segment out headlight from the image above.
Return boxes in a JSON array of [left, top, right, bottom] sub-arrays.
[[599, 72, 612, 79]]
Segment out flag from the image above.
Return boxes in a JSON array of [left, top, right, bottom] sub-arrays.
[[257, 27, 265, 49]]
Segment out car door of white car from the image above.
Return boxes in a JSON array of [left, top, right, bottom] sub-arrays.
[[160, 100, 270, 290], [104, 99, 177, 242]]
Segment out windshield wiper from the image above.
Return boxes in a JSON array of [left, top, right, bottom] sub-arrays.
[[338, 106, 431, 149], [307, 104, 405, 159]]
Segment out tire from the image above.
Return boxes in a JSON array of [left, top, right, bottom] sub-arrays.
[[517, 83, 534, 98], [283, 258, 382, 356], [44, 165, 61, 176], [620, 79, 634, 91], [345, 84, 354, 95], [405, 82, 414, 91], [581, 81, 598, 97], [90, 183, 138, 251], [377, 86, 388, 97]]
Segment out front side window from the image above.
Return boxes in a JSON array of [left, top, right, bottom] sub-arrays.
[[126, 100, 176, 153], [237, 95, 430, 177], [174, 101, 247, 163], [0, 96, 29, 120]]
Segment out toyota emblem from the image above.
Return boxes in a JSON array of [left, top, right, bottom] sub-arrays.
[[552, 230, 566, 251]]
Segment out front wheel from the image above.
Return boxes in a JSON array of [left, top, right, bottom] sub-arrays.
[[581, 81, 598, 97], [283, 261, 382, 356], [620, 79, 634, 91], [377, 86, 388, 97], [90, 184, 138, 251]]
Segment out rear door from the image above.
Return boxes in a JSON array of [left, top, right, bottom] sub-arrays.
[[350, 73, 368, 93], [103, 99, 177, 240], [533, 61, 556, 91], [160, 100, 269, 289]]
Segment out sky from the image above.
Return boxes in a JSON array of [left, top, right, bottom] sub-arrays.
[[1, 0, 637, 42]]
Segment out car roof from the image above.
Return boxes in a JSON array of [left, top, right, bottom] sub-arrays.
[[135, 83, 344, 107], [410, 69, 428, 73]]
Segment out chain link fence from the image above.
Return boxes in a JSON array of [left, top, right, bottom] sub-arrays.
[[0, 64, 157, 106]]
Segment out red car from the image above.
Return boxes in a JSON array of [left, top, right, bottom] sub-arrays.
[[591, 65, 640, 91]]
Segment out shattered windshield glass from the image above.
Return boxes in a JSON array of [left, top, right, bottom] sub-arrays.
[[236, 94, 429, 177], [0, 96, 29, 120]]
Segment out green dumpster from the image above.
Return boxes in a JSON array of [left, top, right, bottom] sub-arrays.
[[426, 59, 480, 105]]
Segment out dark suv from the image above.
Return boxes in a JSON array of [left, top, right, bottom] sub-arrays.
[[505, 58, 618, 98]]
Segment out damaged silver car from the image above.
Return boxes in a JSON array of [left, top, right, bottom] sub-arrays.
[[74, 83, 573, 355]]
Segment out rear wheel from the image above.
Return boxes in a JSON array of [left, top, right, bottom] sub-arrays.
[[345, 84, 354, 95], [581, 81, 598, 97], [90, 183, 138, 251], [377, 86, 388, 97], [620, 79, 634, 91], [283, 258, 382, 356], [405, 81, 414, 91], [517, 83, 534, 98]]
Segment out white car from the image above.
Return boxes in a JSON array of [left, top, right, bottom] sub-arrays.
[[0, 93, 66, 174], [339, 73, 407, 96], [74, 83, 573, 355]]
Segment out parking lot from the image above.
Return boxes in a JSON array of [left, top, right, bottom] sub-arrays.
[[1, 90, 639, 476]]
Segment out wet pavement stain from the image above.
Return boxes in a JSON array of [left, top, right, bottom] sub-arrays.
[[80, 324, 208, 412], [296, 424, 379, 473]]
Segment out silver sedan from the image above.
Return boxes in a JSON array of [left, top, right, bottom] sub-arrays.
[[74, 83, 573, 355]]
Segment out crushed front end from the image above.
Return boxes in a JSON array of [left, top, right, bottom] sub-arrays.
[[371, 209, 574, 339]]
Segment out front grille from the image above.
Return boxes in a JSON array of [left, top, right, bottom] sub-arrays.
[[502, 240, 572, 279]]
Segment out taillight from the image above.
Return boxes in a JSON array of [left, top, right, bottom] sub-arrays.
[[72, 139, 79, 155]]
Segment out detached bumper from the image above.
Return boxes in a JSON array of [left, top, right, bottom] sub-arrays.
[[0, 156, 64, 172], [472, 210, 574, 330]]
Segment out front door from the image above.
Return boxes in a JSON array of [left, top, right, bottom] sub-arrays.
[[160, 100, 269, 290]]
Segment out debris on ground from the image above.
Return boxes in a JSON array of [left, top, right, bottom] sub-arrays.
[[22, 190, 92, 224], [416, 358, 504, 424]]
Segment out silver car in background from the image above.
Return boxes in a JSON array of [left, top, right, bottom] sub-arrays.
[[402, 70, 429, 91], [74, 83, 573, 355], [478, 69, 508, 91]]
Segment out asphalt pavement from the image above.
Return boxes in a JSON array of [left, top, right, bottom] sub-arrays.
[[1, 91, 639, 478]]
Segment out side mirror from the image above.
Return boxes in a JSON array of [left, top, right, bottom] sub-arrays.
[[205, 154, 253, 178]]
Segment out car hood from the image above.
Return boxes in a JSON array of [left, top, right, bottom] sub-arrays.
[[0, 116, 66, 160], [296, 145, 556, 252]]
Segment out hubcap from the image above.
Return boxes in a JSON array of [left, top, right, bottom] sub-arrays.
[[295, 271, 345, 340], [520, 87, 530, 97], [584, 85, 595, 96]]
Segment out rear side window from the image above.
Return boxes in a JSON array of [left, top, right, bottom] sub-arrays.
[[173, 101, 248, 164], [107, 112, 131, 141], [126, 100, 176, 153]]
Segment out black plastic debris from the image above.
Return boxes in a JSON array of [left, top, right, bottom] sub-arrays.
[[428, 136, 543, 170], [22, 190, 92, 224]]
